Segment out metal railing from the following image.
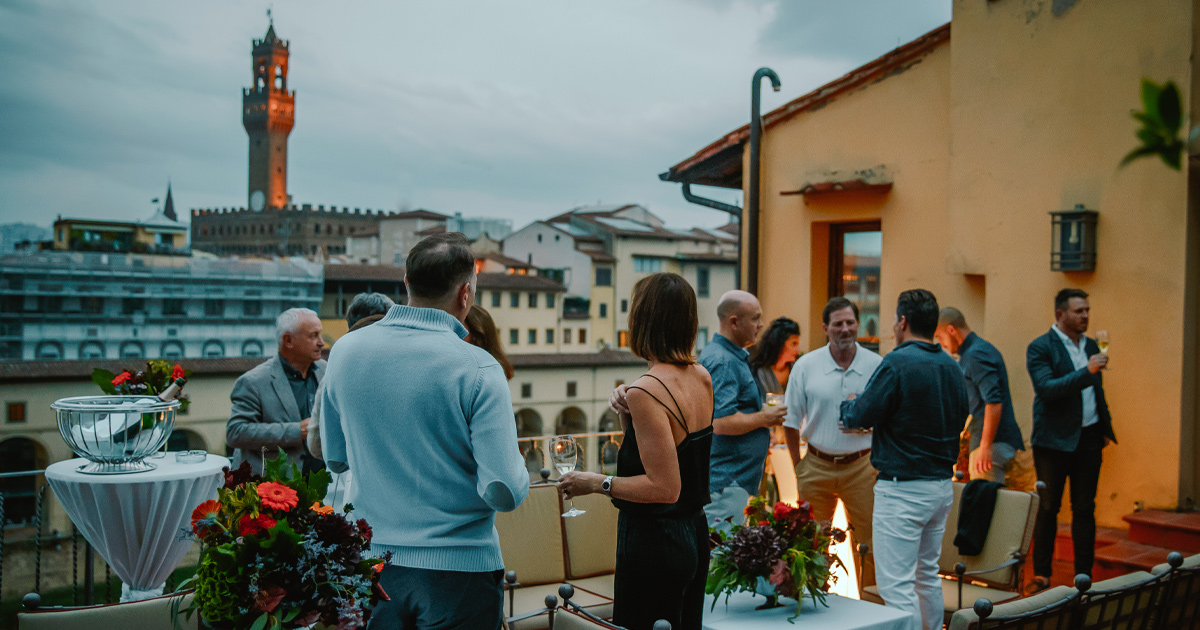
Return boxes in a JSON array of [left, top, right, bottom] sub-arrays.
[[517, 431, 624, 480]]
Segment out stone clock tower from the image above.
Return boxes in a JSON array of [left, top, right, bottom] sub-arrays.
[[242, 18, 294, 212]]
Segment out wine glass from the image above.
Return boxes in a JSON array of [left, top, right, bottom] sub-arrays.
[[1095, 330, 1109, 354], [765, 393, 785, 407], [551, 435, 586, 517]]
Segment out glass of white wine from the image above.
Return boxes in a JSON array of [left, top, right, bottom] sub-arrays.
[[552, 435, 586, 517], [765, 393, 785, 408], [1096, 330, 1109, 354]]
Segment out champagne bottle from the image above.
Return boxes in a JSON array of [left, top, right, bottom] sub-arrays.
[[157, 376, 187, 402]]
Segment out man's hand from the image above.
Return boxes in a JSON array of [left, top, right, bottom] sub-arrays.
[[300, 417, 311, 441], [610, 384, 630, 415], [759, 404, 786, 428], [1088, 353, 1108, 374], [969, 444, 993, 477]]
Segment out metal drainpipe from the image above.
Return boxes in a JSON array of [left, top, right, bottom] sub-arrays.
[[681, 182, 742, 289], [748, 67, 781, 296]]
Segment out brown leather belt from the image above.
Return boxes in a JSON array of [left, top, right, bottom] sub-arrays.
[[807, 445, 871, 465]]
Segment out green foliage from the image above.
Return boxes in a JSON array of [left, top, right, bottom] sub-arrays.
[[1122, 78, 1186, 170]]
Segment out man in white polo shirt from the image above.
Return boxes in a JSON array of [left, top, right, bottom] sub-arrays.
[[783, 296, 883, 587]]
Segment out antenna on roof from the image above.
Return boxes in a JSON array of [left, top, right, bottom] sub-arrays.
[[267, 6, 273, 26]]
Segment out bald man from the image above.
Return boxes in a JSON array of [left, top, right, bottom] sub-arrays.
[[697, 290, 786, 523]]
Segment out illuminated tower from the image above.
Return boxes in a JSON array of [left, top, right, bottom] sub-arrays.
[[242, 17, 294, 212]]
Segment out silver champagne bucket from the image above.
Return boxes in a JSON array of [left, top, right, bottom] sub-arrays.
[[51, 395, 178, 474]]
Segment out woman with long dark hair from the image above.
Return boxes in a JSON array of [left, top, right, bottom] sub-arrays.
[[748, 317, 801, 399], [559, 273, 713, 630], [464, 304, 515, 380]]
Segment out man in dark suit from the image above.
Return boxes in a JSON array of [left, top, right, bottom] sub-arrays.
[[226, 307, 326, 474], [1026, 288, 1115, 591]]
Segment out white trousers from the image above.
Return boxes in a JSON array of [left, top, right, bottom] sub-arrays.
[[873, 478, 953, 630]]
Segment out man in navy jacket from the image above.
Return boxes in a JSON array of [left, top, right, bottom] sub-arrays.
[[1026, 288, 1116, 591]]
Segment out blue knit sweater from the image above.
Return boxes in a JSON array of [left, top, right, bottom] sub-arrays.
[[319, 305, 529, 572]]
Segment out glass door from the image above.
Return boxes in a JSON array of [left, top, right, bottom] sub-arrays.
[[829, 222, 882, 352]]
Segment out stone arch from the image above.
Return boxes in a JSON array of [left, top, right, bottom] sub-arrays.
[[0, 437, 48, 527], [514, 409, 543, 438], [78, 341, 105, 359], [166, 429, 207, 453], [34, 341, 63, 359], [242, 339, 265, 357], [119, 341, 145, 359], [202, 339, 225, 358], [160, 340, 184, 358], [554, 406, 587, 436]]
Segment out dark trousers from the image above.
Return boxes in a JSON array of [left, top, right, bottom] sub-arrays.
[[367, 565, 504, 630], [613, 511, 709, 630], [1032, 427, 1105, 578]]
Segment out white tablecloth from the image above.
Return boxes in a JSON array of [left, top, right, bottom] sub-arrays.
[[46, 454, 228, 601], [704, 592, 915, 630]]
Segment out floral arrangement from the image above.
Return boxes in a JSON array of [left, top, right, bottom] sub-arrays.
[[178, 450, 389, 629], [706, 496, 847, 620], [92, 360, 191, 412]]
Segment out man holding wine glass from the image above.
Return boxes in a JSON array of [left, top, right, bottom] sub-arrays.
[[1025, 288, 1116, 593]]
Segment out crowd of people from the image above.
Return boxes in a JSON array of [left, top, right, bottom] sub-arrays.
[[224, 231, 1114, 630]]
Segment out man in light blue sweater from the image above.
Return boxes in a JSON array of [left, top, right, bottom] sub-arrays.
[[320, 232, 529, 630]]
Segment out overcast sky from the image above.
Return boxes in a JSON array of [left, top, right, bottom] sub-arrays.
[[0, 0, 950, 232]]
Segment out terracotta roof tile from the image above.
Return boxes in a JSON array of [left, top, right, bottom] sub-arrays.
[[323, 264, 405, 281], [476, 272, 565, 291]]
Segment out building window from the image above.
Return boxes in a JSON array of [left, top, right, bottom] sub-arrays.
[[86, 328, 98, 337], [566, 382, 577, 397], [79, 341, 104, 359], [528, 293, 538, 308], [6, 403, 25, 423], [621, 299, 628, 313], [546, 328, 554, 344], [578, 329, 587, 344], [491, 291, 501, 307], [120, 341, 144, 359], [38, 296, 62, 313], [618, 331, 629, 348], [546, 293, 555, 308], [205, 299, 225, 317], [537, 234, 543, 242], [161, 341, 184, 358], [81, 296, 104, 314], [163, 300, 185, 316], [695, 327, 709, 351], [510, 329, 519, 345], [242, 340, 264, 357], [202, 340, 225, 358], [243, 301, 262, 317], [697, 266, 710, 298], [521, 383, 532, 399], [121, 298, 145, 315], [563, 328, 571, 344], [510, 292, 520, 308], [599, 303, 608, 318], [633, 257, 662, 273], [528, 329, 537, 345], [595, 267, 612, 287]]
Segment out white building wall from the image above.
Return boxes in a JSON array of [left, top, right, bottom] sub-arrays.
[[502, 223, 595, 298]]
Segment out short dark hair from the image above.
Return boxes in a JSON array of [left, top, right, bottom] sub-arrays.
[[346, 292, 394, 329], [1054, 288, 1089, 312], [405, 233, 476, 300], [822, 297, 859, 325], [896, 289, 939, 339], [629, 273, 697, 365]]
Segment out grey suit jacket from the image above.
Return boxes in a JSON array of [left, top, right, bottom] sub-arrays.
[[226, 355, 326, 474]]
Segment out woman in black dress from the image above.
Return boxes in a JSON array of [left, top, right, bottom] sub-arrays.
[[560, 272, 714, 630]]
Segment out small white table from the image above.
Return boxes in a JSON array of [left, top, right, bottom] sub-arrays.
[[704, 592, 915, 630], [45, 454, 228, 601]]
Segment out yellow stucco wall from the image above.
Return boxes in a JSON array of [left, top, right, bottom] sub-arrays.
[[746, 0, 1197, 527]]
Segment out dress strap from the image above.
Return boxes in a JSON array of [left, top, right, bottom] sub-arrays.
[[628, 373, 688, 435]]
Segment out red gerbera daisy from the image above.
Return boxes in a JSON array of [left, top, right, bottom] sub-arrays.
[[191, 500, 221, 535], [256, 482, 299, 511], [111, 371, 132, 386]]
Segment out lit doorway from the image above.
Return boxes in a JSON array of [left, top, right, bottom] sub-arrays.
[[829, 222, 882, 353]]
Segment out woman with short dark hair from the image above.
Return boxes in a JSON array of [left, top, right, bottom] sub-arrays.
[[559, 272, 714, 630]]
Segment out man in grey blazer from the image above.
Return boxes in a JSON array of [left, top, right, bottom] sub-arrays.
[[226, 307, 326, 474]]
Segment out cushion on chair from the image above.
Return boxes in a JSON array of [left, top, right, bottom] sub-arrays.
[[1152, 552, 1200, 574], [940, 482, 1039, 587], [570, 575, 615, 599], [946, 585, 1076, 630], [507, 585, 612, 630], [1090, 570, 1154, 590], [863, 579, 1021, 614], [563, 493, 619, 578], [19, 591, 196, 630], [496, 485, 568, 585], [553, 607, 623, 630]]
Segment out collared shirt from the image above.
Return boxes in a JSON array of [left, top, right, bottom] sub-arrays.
[[1049, 325, 1098, 428], [840, 340, 968, 481], [698, 333, 768, 496], [279, 353, 318, 420], [783, 343, 882, 455], [957, 332, 1025, 451]]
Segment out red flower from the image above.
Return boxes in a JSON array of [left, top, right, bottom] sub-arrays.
[[357, 518, 373, 543], [743, 505, 756, 516], [238, 514, 277, 536], [257, 482, 299, 511], [190, 500, 221, 536], [111, 371, 132, 386], [251, 583, 286, 613], [171, 364, 185, 381], [758, 520, 770, 527], [773, 502, 796, 521]]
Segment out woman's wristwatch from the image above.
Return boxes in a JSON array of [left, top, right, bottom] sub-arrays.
[[601, 475, 614, 496]]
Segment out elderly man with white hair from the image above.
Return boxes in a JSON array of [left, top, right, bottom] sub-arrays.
[[226, 307, 325, 474]]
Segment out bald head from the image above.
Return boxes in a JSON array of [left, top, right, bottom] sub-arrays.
[[934, 306, 970, 354], [717, 290, 764, 347], [938, 307, 969, 330]]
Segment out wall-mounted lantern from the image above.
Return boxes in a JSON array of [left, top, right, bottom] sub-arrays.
[[1050, 204, 1098, 272]]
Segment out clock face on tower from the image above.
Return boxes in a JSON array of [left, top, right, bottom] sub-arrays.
[[250, 190, 265, 212]]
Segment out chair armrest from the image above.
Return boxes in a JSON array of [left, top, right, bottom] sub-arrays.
[[961, 555, 1024, 578], [505, 594, 558, 627]]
